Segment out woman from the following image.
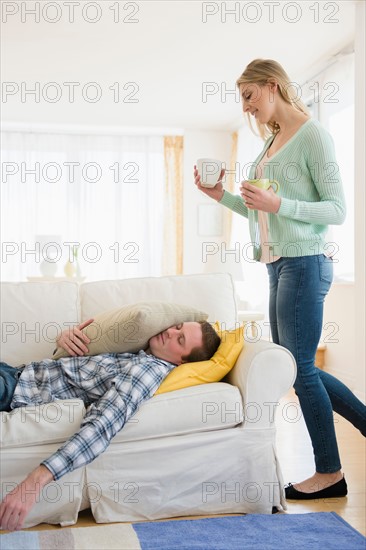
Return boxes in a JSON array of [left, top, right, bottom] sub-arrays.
[[194, 59, 366, 499]]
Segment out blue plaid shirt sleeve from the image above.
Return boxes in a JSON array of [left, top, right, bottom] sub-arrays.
[[42, 355, 174, 480]]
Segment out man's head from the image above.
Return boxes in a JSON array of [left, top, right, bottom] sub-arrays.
[[148, 321, 221, 365]]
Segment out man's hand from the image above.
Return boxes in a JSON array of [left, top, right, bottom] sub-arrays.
[[0, 465, 54, 531], [56, 318, 94, 356]]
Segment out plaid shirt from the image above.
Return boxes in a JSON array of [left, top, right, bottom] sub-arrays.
[[11, 351, 176, 480]]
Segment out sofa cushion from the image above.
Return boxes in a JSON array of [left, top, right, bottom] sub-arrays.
[[0, 399, 86, 449], [52, 301, 207, 360], [0, 384, 242, 449], [116, 382, 243, 443], [155, 325, 244, 394], [0, 281, 80, 365], [80, 273, 237, 326]]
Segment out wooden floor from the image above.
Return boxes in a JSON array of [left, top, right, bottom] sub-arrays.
[[12, 389, 366, 537]]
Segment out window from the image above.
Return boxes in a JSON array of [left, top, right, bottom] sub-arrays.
[[328, 103, 355, 281], [1, 130, 165, 281], [309, 52, 355, 281]]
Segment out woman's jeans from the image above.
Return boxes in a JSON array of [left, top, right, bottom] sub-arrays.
[[267, 254, 366, 474], [0, 362, 22, 412]]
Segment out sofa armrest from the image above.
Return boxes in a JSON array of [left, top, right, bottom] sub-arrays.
[[225, 339, 296, 429]]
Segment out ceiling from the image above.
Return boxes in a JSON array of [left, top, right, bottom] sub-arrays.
[[2, 1, 356, 131]]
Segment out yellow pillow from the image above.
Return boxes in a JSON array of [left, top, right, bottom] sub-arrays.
[[155, 323, 244, 395]]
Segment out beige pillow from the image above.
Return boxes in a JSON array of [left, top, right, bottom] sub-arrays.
[[53, 301, 208, 360]]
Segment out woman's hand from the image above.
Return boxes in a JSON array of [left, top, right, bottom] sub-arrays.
[[194, 165, 225, 202], [240, 181, 281, 213], [56, 318, 94, 356]]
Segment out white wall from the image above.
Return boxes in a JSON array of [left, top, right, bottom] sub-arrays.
[[353, 0, 366, 402], [322, 284, 356, 388], [327, 1, 366, 403]]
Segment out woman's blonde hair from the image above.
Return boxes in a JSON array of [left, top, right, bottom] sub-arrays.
[[236, 58, 310, 140]]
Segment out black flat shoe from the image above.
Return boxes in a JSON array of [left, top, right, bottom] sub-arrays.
[[285, 476, 348, 500]]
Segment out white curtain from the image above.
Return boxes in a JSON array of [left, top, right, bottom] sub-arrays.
[[230, 126, 270, 320], [1, 130, 165, 281]]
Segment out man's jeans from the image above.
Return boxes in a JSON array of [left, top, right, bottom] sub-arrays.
[[0, 362, 22, 412], [267, 254, 366, 474]]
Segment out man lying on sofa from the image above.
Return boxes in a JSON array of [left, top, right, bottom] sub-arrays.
[[0, 319, 220, 531]]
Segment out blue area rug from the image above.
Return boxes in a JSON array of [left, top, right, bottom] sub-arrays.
[[1, 512, 365, 549], [134, 513, 366, 550]]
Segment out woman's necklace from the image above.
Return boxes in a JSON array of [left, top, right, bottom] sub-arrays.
[[267, 132, 280, 158], [268, 118, 308, 158]]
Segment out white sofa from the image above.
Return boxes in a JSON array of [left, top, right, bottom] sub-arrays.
[[0, 273, 296, 528]]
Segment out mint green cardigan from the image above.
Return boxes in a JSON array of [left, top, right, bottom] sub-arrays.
[[220, 118, 346, 260]]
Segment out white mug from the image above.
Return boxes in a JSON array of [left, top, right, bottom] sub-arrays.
[[197, 158, 223, 188]]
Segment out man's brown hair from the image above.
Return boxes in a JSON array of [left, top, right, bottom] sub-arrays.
[[181, 321, 221, 363]]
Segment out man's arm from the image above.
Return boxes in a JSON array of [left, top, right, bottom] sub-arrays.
[[0, 386, 124, 532], [0, 385, 123, 532], [0, 465, 53, 531], [0, 355, 172, 530], [1, 383, 130, 531]]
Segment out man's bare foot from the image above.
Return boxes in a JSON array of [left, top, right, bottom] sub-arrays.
[[293, 471, 343, 493]]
